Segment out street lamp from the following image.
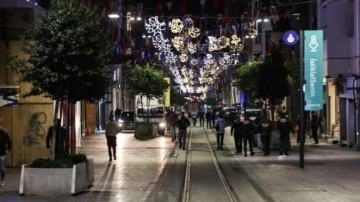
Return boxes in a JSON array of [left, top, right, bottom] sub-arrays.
[[254, 17, 270, 57], [108, 13, 120, 19]]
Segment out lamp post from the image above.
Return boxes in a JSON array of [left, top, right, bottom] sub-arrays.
[[255, 17, 269, 58]]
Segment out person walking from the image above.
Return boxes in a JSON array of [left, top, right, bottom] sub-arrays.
[[176, 112, 190, 150], [211, 111, 217, 128], [258, 115, 273, 156], [311, 111, 320, 144], [0, 123, 12, 187], [205, 110, 212, 129], [241, 116, 255, 157], [214, 113, 226, 150], [165, 110, 171, 133], [230, 116, 243, 153], [114, 108, 121, 121], [278, 113, 294, 155], [198, 111, 205, 127], [191, 111, 197, 126], [169, 111, 178, 142], [105, 115, 120, 162]]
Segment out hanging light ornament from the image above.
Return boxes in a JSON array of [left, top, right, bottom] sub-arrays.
[[145, 16, 178, 64], [169, 18, 183, 33], [172, 36, 184, 51], [217, 36, 230, 50], [188, 27, 200, 38], [190, 58, 198, 66], [188, 42, 197, 54], [230, 35, 244, 52], [183, 18, 194, 29], [145, 16, 166, 36], [208, 36, 218, 52], [179, 54, 188, 63]]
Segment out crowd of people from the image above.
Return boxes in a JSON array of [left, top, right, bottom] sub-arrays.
[[103, 108, 322, 161], [165, 108, 322, 157]]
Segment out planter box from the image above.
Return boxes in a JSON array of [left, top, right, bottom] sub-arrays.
[[19, 159, 94, 196], [257, 130, 291, 150], [134, 122, 156, 139]]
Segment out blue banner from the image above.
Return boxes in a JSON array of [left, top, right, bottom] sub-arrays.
[[304, 30, 323, 111]]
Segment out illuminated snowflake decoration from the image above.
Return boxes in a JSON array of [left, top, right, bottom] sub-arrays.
[[145, 16, 166, 36], [145, 16, 178, 65]]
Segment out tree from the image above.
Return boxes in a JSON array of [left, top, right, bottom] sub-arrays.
[[125, 63, 169, 122], [7, 0, 112, 158], [235, 62, 260, 109], [258, 48, 290, 120]]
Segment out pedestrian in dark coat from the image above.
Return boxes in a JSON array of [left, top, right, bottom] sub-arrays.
[[0, 123, 12, 186], [258, 116, 273, 156], [241, 117, 255, 157], [311, 111, 320, 144], [231, 117, 243, 153], [278, 114, 294, 155], [206, 110, 212, 129], [198, 111, 205, 127], [176, 112, 191, 150]]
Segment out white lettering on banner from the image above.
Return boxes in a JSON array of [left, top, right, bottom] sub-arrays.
[[309, 59, 317, 97]]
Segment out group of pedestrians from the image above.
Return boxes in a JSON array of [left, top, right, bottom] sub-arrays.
[[225, 112, 296, 157], [228, 116, 257, 156]]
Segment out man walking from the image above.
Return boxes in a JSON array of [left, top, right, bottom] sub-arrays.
[[176, 112, 190, 150], [0, 123, 12, 187], [241, 116, 255, 157], [198, 111, 205, 127], [214, 113, 226, 150], [206, 110, 212, 129], [230, 117, 243, 153], [169, 111, 178, 142], [258, 115, 273, 156], [105, 115, 120, 162], [278, 113, 293, 155], [311, 111, 320, 144]]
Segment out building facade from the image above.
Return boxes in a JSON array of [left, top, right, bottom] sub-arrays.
[[318, 0, 360, 147]]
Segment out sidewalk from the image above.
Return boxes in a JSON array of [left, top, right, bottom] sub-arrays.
[[1, 128, 360, 202], [0, 131, 177, 202], [220, 127, 360, 202]]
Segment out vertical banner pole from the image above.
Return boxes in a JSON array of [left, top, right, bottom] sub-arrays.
[[299, 30, 305, 168]]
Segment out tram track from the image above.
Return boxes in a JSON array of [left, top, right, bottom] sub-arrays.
[[182, 127, 240, 202]]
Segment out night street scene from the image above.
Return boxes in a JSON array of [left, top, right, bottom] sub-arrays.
[[1, 0, 360, 202]]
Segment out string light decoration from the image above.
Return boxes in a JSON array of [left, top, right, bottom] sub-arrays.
[[230, 35, 244, 52], [168, 18, 183, 33], [145, 16, 166, 36], [145, 16, 247, 97]]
